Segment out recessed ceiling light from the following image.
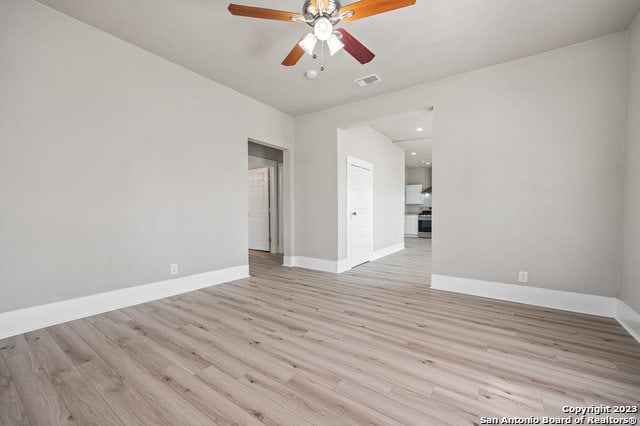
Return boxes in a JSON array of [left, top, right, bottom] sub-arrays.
[[416, 127, 423, 132], [426, 162, 431, 165], [411, 152, 416, 156]]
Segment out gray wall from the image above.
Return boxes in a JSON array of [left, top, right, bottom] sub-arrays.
[[433, 35, 626, 296], [294, 116, 338, 260], [621, 14, 640, 312], [295, 33, 627, 297], [406, 168, 431, 188], [2, 0, 636, 315], [0, 0, 294, 312], [337, 126, 405, 260]]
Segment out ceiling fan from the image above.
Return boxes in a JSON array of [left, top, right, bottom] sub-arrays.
[[228, 0, 416, 67]]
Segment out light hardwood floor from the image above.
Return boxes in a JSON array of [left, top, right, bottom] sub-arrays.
[[1, 238, 639, 425]]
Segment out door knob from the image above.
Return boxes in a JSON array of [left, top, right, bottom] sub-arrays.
[[351, 211, 357, 216]]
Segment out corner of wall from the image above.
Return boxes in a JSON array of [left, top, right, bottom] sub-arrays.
[[616, 299, 640, 343], [618, 9, 640, 314]]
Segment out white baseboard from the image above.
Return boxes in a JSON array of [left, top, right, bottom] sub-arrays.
[[616, 300, 640, 343], [282, 242, 404, 274], [295, 256, 339, 273], [337, 259, 351, 273], [371, 242, 405, 261], [0, 265, 249, 339], [285, 243, 405, 274], [431, 274, 617, 318], [284, 256, 340, 273]]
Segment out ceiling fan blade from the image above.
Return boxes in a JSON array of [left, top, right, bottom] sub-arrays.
[[282, 44, 305, 66], [339, 0, 416, 22], [228, 4, 303, 22], [336, 28, 375, 64]]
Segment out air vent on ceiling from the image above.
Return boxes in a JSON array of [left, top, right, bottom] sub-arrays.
[[354, 74, 382, 87]]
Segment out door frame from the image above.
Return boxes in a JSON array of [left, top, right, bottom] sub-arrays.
[[346, 155, 374, 269], [247, 139, 290, 261], [277, 163, 284, 254], [268, 166, 277, 253]]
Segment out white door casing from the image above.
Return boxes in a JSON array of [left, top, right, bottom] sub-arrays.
[[248, 167, 270, 251], [347, 156, 373, 268], [277, 163, 284, 254], [268, 167, 278, 253]]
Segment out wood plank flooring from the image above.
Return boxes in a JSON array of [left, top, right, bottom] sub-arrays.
[[1, 238, 639, 425]]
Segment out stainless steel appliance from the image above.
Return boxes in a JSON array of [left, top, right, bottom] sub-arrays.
[[418, 211, 431, 238]]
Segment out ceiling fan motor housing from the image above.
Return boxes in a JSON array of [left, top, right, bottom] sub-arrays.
[[302, 0, 342, 24]]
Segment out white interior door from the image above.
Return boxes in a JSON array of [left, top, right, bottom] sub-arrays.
[[347, 157, 373, 268], [248, 167, 270, 251]]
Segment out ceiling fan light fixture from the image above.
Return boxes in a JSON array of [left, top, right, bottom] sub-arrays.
[[327, 33, 344, 56], [298, 32, 317, 56], [313, 16, 333, 41]]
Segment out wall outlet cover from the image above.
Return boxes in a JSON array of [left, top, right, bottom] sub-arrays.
[[170, 264, 179, 275], [518, 271, 528, 283]]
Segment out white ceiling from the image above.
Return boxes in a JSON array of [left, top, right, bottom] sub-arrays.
[[36, 0, 640, 116], [365, 108, 433, 168], [397, 141, 432, 169]]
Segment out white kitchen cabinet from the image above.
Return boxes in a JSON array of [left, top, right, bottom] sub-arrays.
[[405, 184, 422, 205], [404, 215, 418, 236]]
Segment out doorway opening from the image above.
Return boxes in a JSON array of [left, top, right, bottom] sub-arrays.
[[247, 141, 284, 256], [339, 106, 434, 283]]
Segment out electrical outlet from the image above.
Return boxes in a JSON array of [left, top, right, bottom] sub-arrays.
[[518, 271, 528, 283], [170, 264, 179, 275]]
